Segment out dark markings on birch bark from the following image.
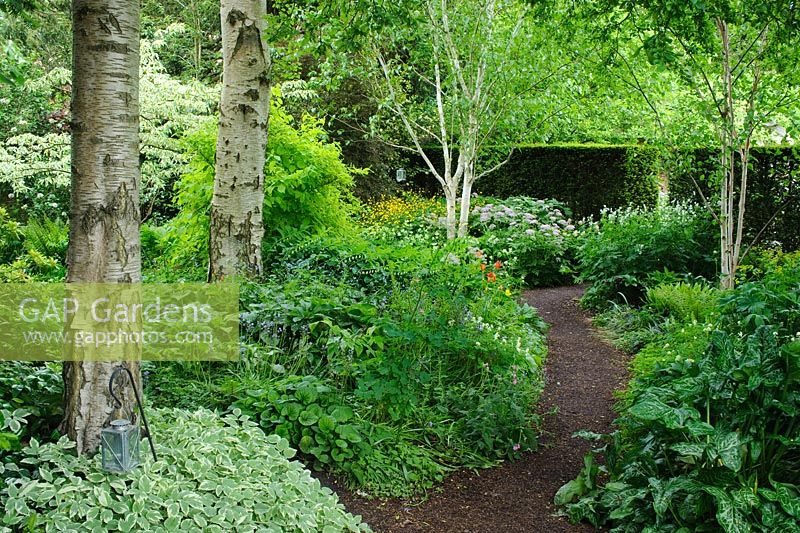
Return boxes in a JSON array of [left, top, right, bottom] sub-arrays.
[[62, 0, 142, 455]]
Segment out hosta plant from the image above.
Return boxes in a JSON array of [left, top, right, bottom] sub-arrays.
[[1, 409, 369, 533]]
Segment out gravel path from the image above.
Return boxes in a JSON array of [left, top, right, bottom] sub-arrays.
[[328, 285, 628, 532]]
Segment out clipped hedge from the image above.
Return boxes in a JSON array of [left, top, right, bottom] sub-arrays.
[[407, 144, 659, 220], [669, 146, 800, 251]]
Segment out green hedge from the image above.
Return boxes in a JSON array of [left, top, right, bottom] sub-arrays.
[[407, 144, 660, 219], [670, 146, 800, 251]]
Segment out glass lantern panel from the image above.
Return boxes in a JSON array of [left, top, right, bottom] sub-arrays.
[[101, 421, 140, 473]]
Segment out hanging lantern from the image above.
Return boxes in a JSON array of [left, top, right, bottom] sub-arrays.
[[100, 366, 158, 473], [101, 419, 140, 473], [395, 168, 407, 183]]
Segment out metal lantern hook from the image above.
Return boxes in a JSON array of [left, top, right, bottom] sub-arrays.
[[108, 366, 158, 462]]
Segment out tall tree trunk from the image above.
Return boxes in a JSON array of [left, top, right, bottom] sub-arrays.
[[63, 0, 142, 455], [457, 164, 475, 238], [445, 186, 457, 240], [207, 0, 271, 281]]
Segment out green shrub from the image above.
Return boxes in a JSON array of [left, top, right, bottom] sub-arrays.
[[736, 247, 800, 283], [147, 234, 548, 498], [232, 376, 447, 498], [163, 92, 362, 271], [1, 409, 369, 532], [233, 375, 369, 470], [471, 197, 580, 287], [645, 281, 719, 323], [560, 328, 800, 532], [0, 362, 61, 463], [578, 203, 718, 309], [560, 259, 800, 532], [0, 208, 24, 264], [625, 322, 711, 393], [273, 233, 421, 296]]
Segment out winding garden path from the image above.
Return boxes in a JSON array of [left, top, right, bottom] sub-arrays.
[[331, 285, 629, 532]]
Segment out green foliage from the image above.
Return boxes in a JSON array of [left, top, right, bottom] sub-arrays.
[[0, 207, 22, 263], [233, 375, 367, 469], [593, 303, 667, 354], [561, 327, 800, 532], [147, 230, 548, 497], [670, 146, 800, 251], [0, 362, 61, 464], [737, 247, 800, 283], [560, 252, 800, 532], [645, 282, 719, 323], [719, 254, 800, 338], [262, 97, 363, 241], [164, 93, 362, 270], [143, 0, 221, 83], [0, 409, 369, 532], [578, 203, 718, 309], [0, 65, 68, 141], [472, 144, 660, 220], [161, 120, 215, 273], [0, 209, 65, 281], [625, 322, 712, 396], [232, 376, 447, 498]]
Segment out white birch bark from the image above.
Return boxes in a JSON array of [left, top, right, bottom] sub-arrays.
[[63, 0, 142, 454], [208, 0, 270, 280]]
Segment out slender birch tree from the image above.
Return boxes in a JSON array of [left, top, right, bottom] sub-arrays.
[[62, 0, 142, 454], [374, 0, 539, 239], [207, 0, 271, 280], [594, 0, 800, 288]]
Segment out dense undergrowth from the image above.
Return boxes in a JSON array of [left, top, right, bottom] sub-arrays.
[[559, 221, 800, 533], [0, 95, 576, 514], [2, 53, 797, 529]]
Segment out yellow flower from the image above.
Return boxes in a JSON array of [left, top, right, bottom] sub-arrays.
[[505, 288, 512, 297]]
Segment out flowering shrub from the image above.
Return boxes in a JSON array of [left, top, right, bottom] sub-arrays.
[[470, 197, 576, 236], [470, 197, 583, 287], [577, 202, 717, 309]]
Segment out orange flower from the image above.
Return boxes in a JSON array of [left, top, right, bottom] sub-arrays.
[[480, 263, 486, 271], [475, 250, 484, 258], [487, 272, 497, 282], [494, 260, 502, 269]]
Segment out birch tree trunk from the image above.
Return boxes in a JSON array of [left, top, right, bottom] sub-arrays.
[[207, 0, 271, 281], [445, 187, 458, 239], [62, 0, 142, 455], [457, 167, 475, 238], [716, 19, 764, 290]]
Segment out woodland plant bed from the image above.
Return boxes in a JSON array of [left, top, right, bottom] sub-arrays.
[[325, 286, 628, 532], [1, 409, 369, 532], [559, 252, 800, 532]]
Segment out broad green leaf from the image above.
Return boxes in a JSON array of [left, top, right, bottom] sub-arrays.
[[554, 477, 587, 506], [714, 431, 743, 472]]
